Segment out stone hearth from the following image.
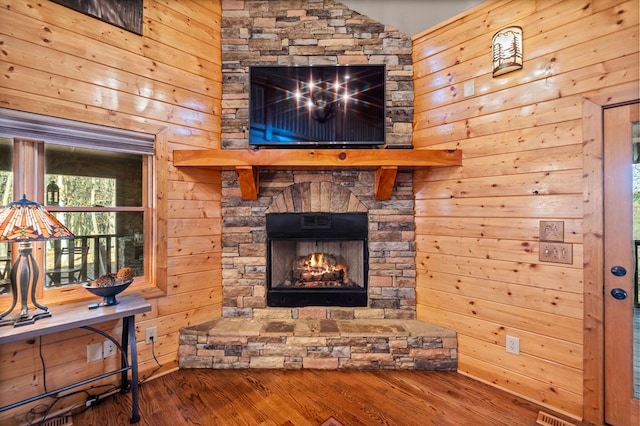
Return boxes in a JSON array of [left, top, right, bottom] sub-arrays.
[[179, 317, 456, 370]]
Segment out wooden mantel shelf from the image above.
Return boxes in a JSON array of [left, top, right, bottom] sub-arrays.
[[172, 148, 462, 200]]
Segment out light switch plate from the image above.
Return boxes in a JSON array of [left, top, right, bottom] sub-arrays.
[[539, 242, 573, 264], [540, 220, 564, 242]]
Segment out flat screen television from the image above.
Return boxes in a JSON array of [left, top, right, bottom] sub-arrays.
[[249, 65, 386, 147]]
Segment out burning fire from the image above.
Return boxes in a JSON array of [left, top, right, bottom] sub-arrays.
[[306, 253, 330, 270], [287, 252, 351, 287]]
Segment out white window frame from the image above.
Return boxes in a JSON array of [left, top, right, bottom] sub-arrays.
[[0, 109, 158, 306]]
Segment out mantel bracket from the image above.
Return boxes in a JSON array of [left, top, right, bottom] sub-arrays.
[[235, 166, 259, 200], [374, 166, 398, 200]]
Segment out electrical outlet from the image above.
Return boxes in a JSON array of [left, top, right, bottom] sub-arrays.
[[103, 340, 116, 358], [540, 220, 564, 242], [145, 326, 157, 344], [539, 242, 573, 264], [87, 342, 103, 362], [506, 335, 520, 355]]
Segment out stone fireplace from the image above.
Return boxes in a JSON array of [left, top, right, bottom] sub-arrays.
[[220, 0, 418, 320], [178, 0, 457, 372], [222, 170, 417, 320], [179, 170, 457, 372]]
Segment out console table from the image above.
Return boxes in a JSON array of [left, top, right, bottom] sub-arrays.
[[0, 293, 151, 423]]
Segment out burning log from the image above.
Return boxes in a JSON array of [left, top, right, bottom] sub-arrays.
[[284, 252, 353, 287]]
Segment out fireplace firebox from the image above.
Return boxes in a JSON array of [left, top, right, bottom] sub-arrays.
[[266, 213, 368, 307]]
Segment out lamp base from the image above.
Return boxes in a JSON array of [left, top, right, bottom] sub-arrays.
[[14, 310, 52, 327], [0, 309, 51, 327]]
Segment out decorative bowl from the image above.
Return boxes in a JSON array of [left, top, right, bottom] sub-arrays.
[[83, 279, 133, 306]]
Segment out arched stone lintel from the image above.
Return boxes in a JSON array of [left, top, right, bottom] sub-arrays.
[[265, 182, 368, 214]]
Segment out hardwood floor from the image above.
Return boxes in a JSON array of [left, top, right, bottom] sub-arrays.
[[72, 369, 581, 426]]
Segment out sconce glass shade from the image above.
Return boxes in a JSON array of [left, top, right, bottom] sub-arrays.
[[492, 26, 523, 77]]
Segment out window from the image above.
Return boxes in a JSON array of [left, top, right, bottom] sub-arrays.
[[0, 109, 155, 304], [0, 138, 12, 296]]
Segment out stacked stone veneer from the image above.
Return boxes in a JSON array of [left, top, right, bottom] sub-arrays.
[[221, 0, 414, 149], [220, 0, 417, 320], [179, 318, 457, 371], [179, 1, 459, 371], [222, 169, 417, 320]]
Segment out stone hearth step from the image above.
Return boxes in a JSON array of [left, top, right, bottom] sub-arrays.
[[179, 318, 457, 371]]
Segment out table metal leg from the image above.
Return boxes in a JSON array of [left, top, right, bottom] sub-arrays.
[[126, 316, 141, 423], [121, 318, 130, 392]]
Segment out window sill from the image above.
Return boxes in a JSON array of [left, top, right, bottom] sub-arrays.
[[0, 278, 166, 312]]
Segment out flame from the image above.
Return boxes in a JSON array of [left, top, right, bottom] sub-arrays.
[[309, 253, 324, 268], [304, 252, 333, 274]]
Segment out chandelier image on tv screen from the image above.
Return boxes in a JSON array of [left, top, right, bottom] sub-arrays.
[[249, 65, 386, 147]]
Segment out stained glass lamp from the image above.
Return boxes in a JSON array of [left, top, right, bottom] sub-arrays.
[[0, 195, 74, 327]]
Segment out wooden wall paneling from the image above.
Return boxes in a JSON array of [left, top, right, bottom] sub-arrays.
[[420, 269, 584, 319], [421, 144, 583, 180], [415, 217, 583, 243], [148, 1, 222, 35], [0, 65, 215, 131], [415, 50, 638, 127], [0, 327, 108, 382], [172, 167, 222, 186], [416, 194, 584, 218], [415, 305, 582, 369], [166, 251, 221, 276], [418, 253, 583, 295], [413, 0, 638, 419], [459, 334, 583, 394], [416, 235, 583, 270], [167, 218, 222, 238], [413, 0, 634, 101], [145, 2, 221, 51], [167, 181, 223, 201], [0, 0, 223, 422], [417, 287, 583, 344], [0, 36, 217, 116], [167, 201, 222, 219], [457, 352, 583, 416], [0, 89, 165, 135], [154, 288, 222, 317], [167, 270, 222, 295], [580, 100, 606, 424], [167, 235, 221, 258], [1, 7, 216, 98], [412, 119, 581, 154], [415, 169, 583, 199], [415, 95, 586, 146]]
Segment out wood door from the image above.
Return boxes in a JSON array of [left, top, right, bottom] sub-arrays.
[[604, 103, 640, 426]]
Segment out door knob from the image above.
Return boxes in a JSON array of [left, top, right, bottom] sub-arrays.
[[610, 265, 627, 276], [610, 288, 628, 300]]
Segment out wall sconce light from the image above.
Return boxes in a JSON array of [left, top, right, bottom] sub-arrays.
[[492, 26, 523, 77]]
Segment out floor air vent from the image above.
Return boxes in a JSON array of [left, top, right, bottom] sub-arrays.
[[536, 411, 576, 426], [41, 416, 73, 426]]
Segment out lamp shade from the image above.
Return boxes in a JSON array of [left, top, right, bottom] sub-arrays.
[[0, 195, 74, 242]]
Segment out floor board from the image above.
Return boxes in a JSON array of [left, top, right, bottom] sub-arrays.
[[72, 369, 583, 425]]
